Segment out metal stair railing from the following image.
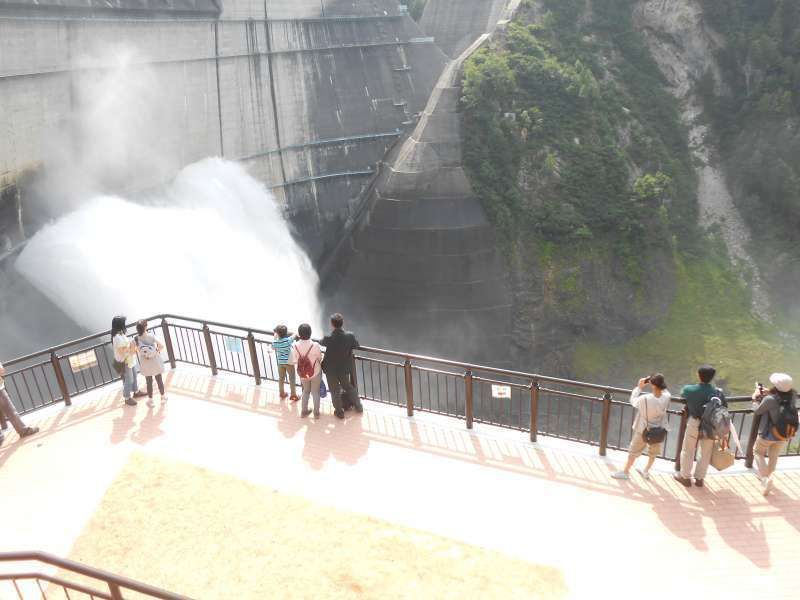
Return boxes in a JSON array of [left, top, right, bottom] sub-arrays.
[[0, 551, 190, 599]]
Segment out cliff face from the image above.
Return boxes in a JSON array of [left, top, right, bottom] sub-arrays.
[[633, 0, 800, 330], [632, 0, 770, 321], [460, 0, 800, 390], [460, 0, 688, 376]]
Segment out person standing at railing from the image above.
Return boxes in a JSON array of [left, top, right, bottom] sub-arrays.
[[612, 374, 671, 481], [0, 360, 40, 447], [112, 316, 146, 407], [134, 320, 168, 408], [751, 373, 798, 496], [272, 325, 299, 402], [675, 364, 726, 488], [291, 323, 323, 419], [321, 313, 362, 419]]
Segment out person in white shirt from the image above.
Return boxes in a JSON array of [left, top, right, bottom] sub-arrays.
[[0, 360, 40, 447], [612, 374, 672, 481], [111, 315, 145, 406], [290, 323, 323, 419]]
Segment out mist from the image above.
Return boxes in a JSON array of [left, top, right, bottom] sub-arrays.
[[16, 158, 322, 333], [12, 46, 323, 338]]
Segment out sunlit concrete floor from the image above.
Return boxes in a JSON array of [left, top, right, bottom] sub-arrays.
[[1, 366, 798, 599]]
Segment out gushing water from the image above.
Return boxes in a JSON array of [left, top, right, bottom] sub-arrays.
[[15, 158, 322, 333]]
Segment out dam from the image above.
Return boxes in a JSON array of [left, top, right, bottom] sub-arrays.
[[0, 0, 514, 360]]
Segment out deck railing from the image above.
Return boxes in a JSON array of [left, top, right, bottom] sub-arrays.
[[3, 314, 798, 468], [0, 551, 188, 599]]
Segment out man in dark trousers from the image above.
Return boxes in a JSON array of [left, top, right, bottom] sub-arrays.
[[321, 313, 362, 419]]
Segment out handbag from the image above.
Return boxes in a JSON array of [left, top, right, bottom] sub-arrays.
[[319, 377, 328, 399], [642, 396, 668, 444], [710, 441, 735, 471], [113, 359, 126, 375]]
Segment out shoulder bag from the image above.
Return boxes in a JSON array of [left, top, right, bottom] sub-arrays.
[[642, 396, 668, 444]]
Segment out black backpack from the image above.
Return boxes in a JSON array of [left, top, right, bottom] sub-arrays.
[[700, 390, 731, 441], [771, 395, 799, 441]]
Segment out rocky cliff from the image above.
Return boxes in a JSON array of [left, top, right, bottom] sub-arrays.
[[460, 0, 800, 390]]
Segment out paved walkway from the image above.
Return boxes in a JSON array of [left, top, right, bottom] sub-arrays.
[[1, 366, 798, 599]]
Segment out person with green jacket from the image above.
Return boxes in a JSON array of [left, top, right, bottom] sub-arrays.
[[674, 364, 726, 488]]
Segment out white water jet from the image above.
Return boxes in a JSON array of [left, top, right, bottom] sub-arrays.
[[16, 158, 322, 333]]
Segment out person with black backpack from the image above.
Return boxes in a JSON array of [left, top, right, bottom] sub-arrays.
[[751, 373, 798, 496], [675, 365, 727, 488]]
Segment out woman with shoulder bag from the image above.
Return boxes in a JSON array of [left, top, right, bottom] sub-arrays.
[[612, 373, 671, 481], [112, 315, 146, 406], [134, 320, 167, 408]]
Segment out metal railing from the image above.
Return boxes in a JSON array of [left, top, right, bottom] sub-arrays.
[[0, 551, 189, 599], [3, 314, 798, 468]]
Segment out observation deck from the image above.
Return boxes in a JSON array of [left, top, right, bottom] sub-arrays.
[[1, 316, 798, 599]]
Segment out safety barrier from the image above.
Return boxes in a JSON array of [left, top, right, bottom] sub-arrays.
[[3, 314, 798, 468], [0, 551, 188, 599]]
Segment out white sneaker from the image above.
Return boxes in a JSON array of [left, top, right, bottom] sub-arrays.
[[161, 395, 168, 404], [637, 468, 651, 480], [146, 399, 155, 408], [762, 476, 773, 496], [611, 471, 629, 480]]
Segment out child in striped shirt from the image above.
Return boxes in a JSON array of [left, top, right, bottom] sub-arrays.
[[272, 325, 298, 401]]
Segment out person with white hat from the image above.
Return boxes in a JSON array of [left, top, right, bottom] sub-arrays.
[[751, 373, 798, 495]]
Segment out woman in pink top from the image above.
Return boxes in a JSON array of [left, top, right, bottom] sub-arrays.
[[290, 323, 323, 418]]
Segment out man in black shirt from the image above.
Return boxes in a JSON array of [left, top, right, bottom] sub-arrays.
[[321, 313, 362, 419]]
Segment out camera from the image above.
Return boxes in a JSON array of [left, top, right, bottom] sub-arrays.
[[643, 376, 651, 384]]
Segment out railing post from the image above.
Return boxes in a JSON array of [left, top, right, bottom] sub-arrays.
[[403, 357, 414, 417], [465, 369, 474, 429], [745, 412, 762, 469], [107, 582, 124, 600], [674, 406, 689, 471], [529, 379, 539, 442], [247, 332, 262, 385], [160, 318, 176, 369], [202, 323, 218, 376], [598, 391, 612, 456], [349, 356, 359, 392], [51, 351, 71, 406]]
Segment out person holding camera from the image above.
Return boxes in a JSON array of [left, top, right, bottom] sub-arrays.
[[612, 374, 671, 481], [751, 373, 798, 495]]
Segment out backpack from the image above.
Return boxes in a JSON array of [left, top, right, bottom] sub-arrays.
[[136, 336, 159, 360], [700, 392, 731, 441], [771, 395, 799, 441], [296, 344, 317, 379]]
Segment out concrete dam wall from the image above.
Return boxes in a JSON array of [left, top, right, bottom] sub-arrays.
[[420, 0, 509, 58], [0, 0, 519, 365], [0, 0, 446, 261], [327, 0, 522, 363]]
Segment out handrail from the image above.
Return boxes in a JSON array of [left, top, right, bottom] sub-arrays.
[[2, 313, 789, 468], [0, 551, 190, 599], [3, 312, 754, 401]]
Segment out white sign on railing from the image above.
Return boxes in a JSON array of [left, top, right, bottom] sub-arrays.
[[224, 337, 243, 353], [491, 384, 511, 399], [69, 350, 98, 373]]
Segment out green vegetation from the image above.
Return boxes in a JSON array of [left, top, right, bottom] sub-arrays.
[[575, 247, 800, 394], [462, 0, 697, 274], [461, 0, 799, 388]]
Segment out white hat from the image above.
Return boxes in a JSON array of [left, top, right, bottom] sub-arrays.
[[769, 372, 793, 393]]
